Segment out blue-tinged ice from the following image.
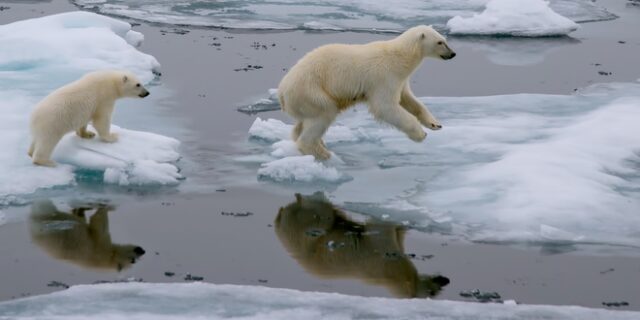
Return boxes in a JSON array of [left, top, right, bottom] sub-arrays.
[[0, 12, 181, 207], [0, 282, 638, 319], [71, 0, 616, 35], [238, 83, 640, 254]]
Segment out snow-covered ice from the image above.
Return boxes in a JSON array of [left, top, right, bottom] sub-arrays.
[[0, 282, 638, 319], [0, 12, 180, 207], [71, 0, 616, 34], [236, 83, 640, 254], [447, 0, 579, 36]]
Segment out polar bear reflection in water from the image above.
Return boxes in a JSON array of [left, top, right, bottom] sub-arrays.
[[29, 200, 145, 272], [275, 193, 449, 298]]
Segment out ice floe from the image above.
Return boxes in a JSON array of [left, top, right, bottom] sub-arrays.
[[71, 0, 616, 34], [447, 0, 579, 36], [237, 83, 640, 254], [0, 12, 179, 206], [0, 282, 638, 319]]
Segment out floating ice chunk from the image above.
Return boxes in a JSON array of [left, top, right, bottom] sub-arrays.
[[248, 118, 291, 142], [53, 125, 182, 185], [0, 11, 160, 84], [258, 156, 349, 183], [540, 224, 585, 242], [249, 116, 367, 144], [1, 282, 639, 320], [447, 0, 579, 36]]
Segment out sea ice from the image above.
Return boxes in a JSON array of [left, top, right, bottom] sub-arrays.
[[238, 83, 640, 254], [0, 12, 179, 207], [447, 0, 579, 36], [71, 0, 616, 34], [0, 282, 638, 319]]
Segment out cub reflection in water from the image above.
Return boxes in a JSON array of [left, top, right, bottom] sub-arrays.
[[275, 193, 449, 298], [29, 200, 145, 272]]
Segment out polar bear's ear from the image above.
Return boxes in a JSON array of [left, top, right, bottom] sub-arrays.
[[122, 75, 129, 83], [420, 33, 425, 40]]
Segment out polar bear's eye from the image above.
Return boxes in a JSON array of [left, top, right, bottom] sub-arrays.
[[437, 41, 443, 45], [136, 83, 141, 87]]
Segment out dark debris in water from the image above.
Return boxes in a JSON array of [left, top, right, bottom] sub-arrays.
[[599, 268, 615, 275], [164, 271, 175, 277], [93, 277, 144, 284], [405, 253, 434, 261], [602, 301, 630, 307], [47, 281, 69, 289], [160, 28, 190, 35], [234, 64, 264, 72], [459, 289, 503, 303], [184, 274, 204, 281], [598, 71, 613, 76], [221, 211, 254, 217], [0, 6, 10, 11]]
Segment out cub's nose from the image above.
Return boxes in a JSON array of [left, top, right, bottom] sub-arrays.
[[449, 52, 456, 59], [139, 90, 150, 98]]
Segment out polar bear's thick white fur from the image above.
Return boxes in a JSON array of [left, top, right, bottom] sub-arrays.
[[29, 70, 150, 167], [278, 25, 456, 160]]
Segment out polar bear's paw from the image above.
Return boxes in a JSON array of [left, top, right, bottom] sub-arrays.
[[78, 130, 96, 139], [428, 122, 442, 130], [33, 159, 57, 167], [408, 127, 427, 142], [100, 133, 119, 143]]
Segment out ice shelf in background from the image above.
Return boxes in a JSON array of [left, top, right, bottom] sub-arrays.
[[0, 12, 180, 207], [236, 83, 640, 255], [0, 282, 638, 320], [71, 0, 616, 34]]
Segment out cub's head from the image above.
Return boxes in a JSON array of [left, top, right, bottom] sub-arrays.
[[409, 25, 456, 60], [113, 244, 146, 272], [119, 71, 150, 98]]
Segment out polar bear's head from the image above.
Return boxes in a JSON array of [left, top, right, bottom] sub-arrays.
[[407, 25, 456, 60], [119, 71, 150, 98]]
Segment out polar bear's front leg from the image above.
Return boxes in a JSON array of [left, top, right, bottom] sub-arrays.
[[93, 105, 118, 143], [368, 90, 426, 142], [76, 125, 96, 139], [400, 84, 441, 131]]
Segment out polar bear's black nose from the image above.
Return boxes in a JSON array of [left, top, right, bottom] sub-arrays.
[[450, 52, 456, 59], [139, 90, 150, 98], [133, 246, 146, 255]]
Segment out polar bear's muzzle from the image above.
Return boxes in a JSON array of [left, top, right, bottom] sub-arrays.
[[139, 89, 150, 98], [441, 51, 456, 60]]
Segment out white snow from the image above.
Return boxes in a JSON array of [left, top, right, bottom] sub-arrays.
[[0, 12, 178, 206], [71, 0, 615, 34], [238, 83, 640, 254], [0, 282, 638, 319], [447, 0, 579, 36], [258, 155, 349, 183]]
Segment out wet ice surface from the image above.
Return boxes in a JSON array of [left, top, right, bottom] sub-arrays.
[[1, 282, 639, 320], [0, 12, 183, 207], [71, 0, 616, 35], [235, 83, 640, 255]]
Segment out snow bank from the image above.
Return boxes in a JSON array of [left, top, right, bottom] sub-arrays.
[[447, 0, 579, 36], [0, 282, 638, 319], [0, 12, 178, 206]]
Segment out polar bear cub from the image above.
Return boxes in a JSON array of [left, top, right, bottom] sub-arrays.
[[278, 25, 456, 160], [29, 70, 150, 167]]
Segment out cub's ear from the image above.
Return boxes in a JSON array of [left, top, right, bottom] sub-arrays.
[[123, 75, 129, 83]]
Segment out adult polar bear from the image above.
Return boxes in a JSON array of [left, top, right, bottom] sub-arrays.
[[278, 25, 456, 160], [29, 70, 150, 167]]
